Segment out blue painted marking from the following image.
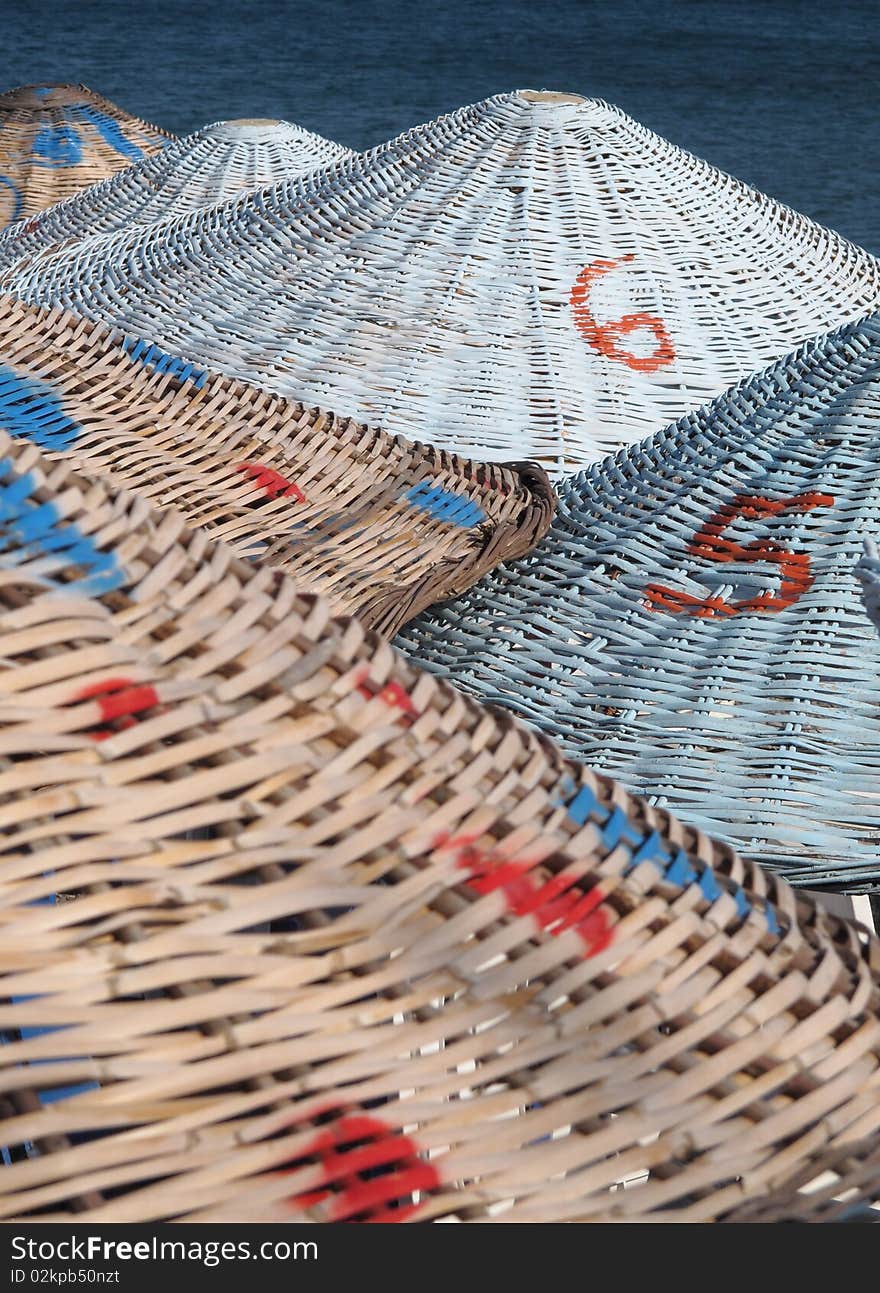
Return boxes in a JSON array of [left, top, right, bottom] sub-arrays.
[[16, 498, 66, 545], [663, 850, 697, 888], [31, 123, 83, 168], [699, 870, 723, 903], [78, 105, 145, 162], [405, 481, 486, 528], [556, 782, 780, 941], [120, 336, 208, 389], [733, 886, 751, 920], [0, 174, 22, 224], [0, 364, 81, 452], [565, 783, 599, 826], [0, 467, 40, 509], [600, 805, 643, 851], [628, 830, 669, 870], [0, 463, 124, 595]]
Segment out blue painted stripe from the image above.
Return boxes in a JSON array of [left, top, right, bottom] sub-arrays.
[[558, 776, 782, 938], [77, 105, 146, 162], [600, 805, 643, 851], [120, 336, 208, 389], [663, 849, 697, 888], [699, 870, 723, 903], [0, 463, 124, 595], [0, 364, 81, 452], [405, 481, 485, 528], [31, 123, 82, 168], [565, 783, 598, 826], [629, 830, 669, 870]]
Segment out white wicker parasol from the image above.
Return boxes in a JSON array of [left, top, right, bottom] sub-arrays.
[[6, 89, 880, 473]]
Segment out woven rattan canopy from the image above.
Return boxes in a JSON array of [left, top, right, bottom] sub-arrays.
[[0, 293, 551, 635], [0, 427, 877, 1221], [6, 89, 880, 474], [0, 119, 353, 273], [0, 84, 171, 228], [399, 314, 880, 891]]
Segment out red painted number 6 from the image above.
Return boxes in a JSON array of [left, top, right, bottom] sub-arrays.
[[570, 255, 676, 373], [645, 492, 835, 617]]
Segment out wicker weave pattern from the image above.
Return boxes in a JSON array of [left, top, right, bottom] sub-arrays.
[[718, 1137, 880, 1222], [0, 294, 552, 636], [6, 89, 880, 474], [0, 430, 878, 1222], [0, 84, 171, 227], [0, 119, 353, 274], [399, 316, 880, 889]]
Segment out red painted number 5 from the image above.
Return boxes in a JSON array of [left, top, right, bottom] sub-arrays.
[[570, 255, 676, 373], [645, 492, 835, 617]]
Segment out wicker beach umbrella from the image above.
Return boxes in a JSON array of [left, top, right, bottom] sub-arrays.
[[0, 294, 551, 635], [6, 89, 880, 475], [399, 314, 880, 891], [0, 84, 171, 228], [0, 119, 353, 273], [0, 427, 877, 1222]]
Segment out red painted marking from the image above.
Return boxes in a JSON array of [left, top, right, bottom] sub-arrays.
[[357, 679, 420, 718], [287, 1114, 440, 1223], [235, 462, 306, 503], [570, 255, 675, 373], [646, 492, 835, 617], [376, 682, 418, 715], [456, 848, 614, 959], [68, 677, 159, 741]]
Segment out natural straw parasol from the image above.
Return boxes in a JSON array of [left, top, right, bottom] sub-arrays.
[[0, 429, 877, 1221], [5, 89, 879, 474], [0, 84, 171, 228], [0, 294, 552, 635]]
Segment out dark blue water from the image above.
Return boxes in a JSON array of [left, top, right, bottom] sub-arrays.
[[1, 0, 879, 251]]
